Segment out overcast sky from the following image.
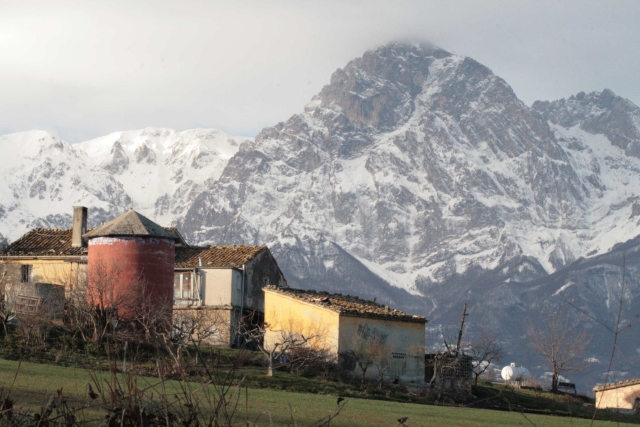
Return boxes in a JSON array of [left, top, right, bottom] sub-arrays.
[[1, 0, 639, 143]]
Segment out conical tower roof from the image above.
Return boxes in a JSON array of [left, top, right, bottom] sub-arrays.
[[83, 210, 177, 240]]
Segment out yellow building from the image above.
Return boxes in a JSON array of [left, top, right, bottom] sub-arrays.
[[594, 378, 640, 414], [0, 208, 88, 296], [0, 207, 186, 298], [263, 286, 427, 383]]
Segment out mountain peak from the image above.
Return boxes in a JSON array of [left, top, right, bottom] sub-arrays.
[[315, 42, 452, 131], [533, 89, 640, 157]]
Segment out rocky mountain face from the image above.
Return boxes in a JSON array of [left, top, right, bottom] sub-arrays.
[[533, 89, 640, 158], [179, 43, 640, 389], [2, 42, 639, 390], [78, 128, 250, 225]]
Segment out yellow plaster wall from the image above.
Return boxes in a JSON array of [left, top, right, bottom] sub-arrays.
[[339, 316, 425, 382], [263, 291, 340, 354], [596, 383, 640, 412], [1, 259, 86, 293]]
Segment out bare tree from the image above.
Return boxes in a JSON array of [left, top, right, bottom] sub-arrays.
[[0, 263, 18, 336], [66, 256, 139, 345], [467, 330, 504, 385], [369, 332, 392, 389], [346, 324, 375, 384], [173, 308, 228, 346], [344, 323, 393, 387], [528, 313, 591, 393], [239, 318, 317, 377]]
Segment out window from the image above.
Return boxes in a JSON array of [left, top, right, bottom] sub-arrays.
[[182, 274, 191, 299], [20, 265, 33, 283], [392, 352, 407, 359], [173, 273, 196, 306], [173, 274, 181, 298], [14, 295, 40, 313]]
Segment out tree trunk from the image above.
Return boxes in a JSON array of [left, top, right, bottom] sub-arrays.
[[551, 368, 559, 393], [428, 358, 439, 391], [267, 359, 275, 377]]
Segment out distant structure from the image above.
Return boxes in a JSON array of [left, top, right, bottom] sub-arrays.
[[83, 210, 179, 320], [594, 378, 640, 415], [501, 363, 530, 387], [425, 353, 473, 395]]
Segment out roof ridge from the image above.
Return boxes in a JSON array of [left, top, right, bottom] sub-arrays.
[[593, 377, 640, 391], [264, 286, 427, 324], [83, 210, 177, 240]]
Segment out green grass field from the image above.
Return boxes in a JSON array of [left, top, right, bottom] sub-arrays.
[[0, 359, 637, 426]]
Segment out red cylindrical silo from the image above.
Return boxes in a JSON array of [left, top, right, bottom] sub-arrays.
[[86, 236, 175, 321]]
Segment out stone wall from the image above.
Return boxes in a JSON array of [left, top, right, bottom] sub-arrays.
[[596, 381, 640, 413]]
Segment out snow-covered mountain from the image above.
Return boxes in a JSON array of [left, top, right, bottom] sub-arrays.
[[79, 128, 250, 225], [0, 128, 249, 241], [0, 131, 131, 241], [1, 42, 639, 390], [181, 44, 640, 297]]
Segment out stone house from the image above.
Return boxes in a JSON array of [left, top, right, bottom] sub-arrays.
[[262, 286, 426, 383], [173, 245, 287, 346], [0, 207, 186, 297], [594, 378, 640, 414]]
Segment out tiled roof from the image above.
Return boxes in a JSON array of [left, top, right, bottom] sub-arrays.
[[264, 286, 427, 323], [593, 378, 640, 392], [2, 225, 185, 257], [175, 245, 267, 269], [83, 210, 177, 240], [164, 227, 187, 246], [2, 228, 86, 257]]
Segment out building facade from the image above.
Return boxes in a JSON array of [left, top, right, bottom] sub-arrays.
[[0, 207, 90, 298], [263, 286, 426, 383], [173, 245, 287, 346]]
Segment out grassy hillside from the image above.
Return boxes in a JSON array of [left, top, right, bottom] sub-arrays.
[[0, 359, 637, 427]]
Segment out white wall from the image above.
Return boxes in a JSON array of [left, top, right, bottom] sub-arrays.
[[202, 269, 234, 306]]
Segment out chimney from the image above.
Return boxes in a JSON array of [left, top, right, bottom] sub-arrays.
[[72, 206, 88, 247]]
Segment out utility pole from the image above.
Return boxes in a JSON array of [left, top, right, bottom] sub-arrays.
[[455, 303, 468, 356]]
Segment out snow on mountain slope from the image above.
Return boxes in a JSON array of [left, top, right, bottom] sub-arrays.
[[78, 128, 251, 224], [0, 131, 131, 241], [553, 123, 640, 253], [534, 89, 640, 158], [0, 128, 251, 241]]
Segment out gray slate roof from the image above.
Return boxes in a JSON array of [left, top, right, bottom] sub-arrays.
[[83, 210, 178, 240]]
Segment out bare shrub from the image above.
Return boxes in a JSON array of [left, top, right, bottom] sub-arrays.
[[528, 313, 591, 393]]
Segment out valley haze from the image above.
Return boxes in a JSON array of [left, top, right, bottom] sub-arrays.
[[1, 42, 639, 392]]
